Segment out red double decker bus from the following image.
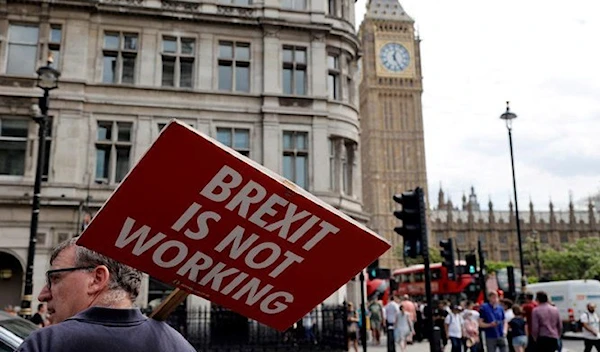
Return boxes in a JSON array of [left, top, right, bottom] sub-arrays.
[[392, 262, 480, 301]]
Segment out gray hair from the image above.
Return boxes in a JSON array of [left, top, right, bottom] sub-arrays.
[[50, 238, 142, 301]]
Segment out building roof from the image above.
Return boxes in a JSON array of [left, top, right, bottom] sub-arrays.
[[431, 209, 593, 225], [365, 0, 413, 22]]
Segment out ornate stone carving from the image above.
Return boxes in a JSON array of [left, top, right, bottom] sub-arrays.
[[311, 32, 327, 42], [161, 0, 199, 11], [217, 5, 254, 17], [0, 76, 35, 89], [104, 0, 144, 5], [262, 27, 280, 38]]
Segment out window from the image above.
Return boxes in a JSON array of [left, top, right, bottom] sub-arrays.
[[329, 137, 356, 195], [327, 0, 336, 15], [327, 54, 339, 100], [216, 128, 250, 157], [36, 233, 46, 247], [479, 234, 486, 244], [102, 32, 138, 84], [345, 58, 354, 103], [540, 233, 549, 244], [282, 46, 307, 95], [162, 36, 195, 88], [218, 41, 251, 92], [0, 118, 28, 175], [57, 233, 71, 243], [283, 131, 308, 189], [282, 0, 306, 10], [42, 117, 53, 182], [7, 24, 39, 75], [500, 250, 509, 261], [560, 232, 569, 243], [456, 232, 466, 244], [95, 121, 133, 184], [499, 233, 508, 244], [49, 25, 62, 68]]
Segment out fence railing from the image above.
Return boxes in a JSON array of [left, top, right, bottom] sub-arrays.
[[163, 303, 348, 352]]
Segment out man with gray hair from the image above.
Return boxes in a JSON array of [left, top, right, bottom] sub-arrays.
[[17, 238, 196, 352]]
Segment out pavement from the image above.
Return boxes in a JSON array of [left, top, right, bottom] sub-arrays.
[[356, 335, 580, 352]]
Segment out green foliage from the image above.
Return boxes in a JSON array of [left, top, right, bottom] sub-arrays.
[[539, 237, 600, 280], [485, 261, 515, 273], [394, 245, 442, 266]]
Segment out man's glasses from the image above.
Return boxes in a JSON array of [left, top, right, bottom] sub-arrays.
[[45, 266, 95, 289]]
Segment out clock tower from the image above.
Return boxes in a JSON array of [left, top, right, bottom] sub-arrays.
[[359, 0, 428, 269]]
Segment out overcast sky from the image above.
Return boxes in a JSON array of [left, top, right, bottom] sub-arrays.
[[355, 0, 600, 211]]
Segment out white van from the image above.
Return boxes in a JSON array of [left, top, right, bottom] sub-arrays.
[[526, 280, 600, 335]]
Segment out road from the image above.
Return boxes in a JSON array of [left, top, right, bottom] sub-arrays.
[[361, 336, 582, 352]]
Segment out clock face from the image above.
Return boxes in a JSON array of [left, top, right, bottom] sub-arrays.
[[379, 43, 410, 72]]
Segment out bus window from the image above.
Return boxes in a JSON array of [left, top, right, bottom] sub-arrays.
[[431, 269, 441, 280], [414, 272, 424, 282], [402, 274, 410, 283]]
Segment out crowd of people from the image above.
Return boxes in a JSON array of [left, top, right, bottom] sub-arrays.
[[350, 290, 600, 352]]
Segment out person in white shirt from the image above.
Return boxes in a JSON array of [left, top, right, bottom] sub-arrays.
[[384, 296, 400, 350], [445, 305, 465, 352], [581, 303, 600, 352]]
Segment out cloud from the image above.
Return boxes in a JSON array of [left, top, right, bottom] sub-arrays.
[[355, 0, 600, 210]]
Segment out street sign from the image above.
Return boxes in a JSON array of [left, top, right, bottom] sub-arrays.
[[77, 120, 390, 331]]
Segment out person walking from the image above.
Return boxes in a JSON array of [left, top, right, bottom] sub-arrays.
[[445, 305, 464, 352], [531, 291, 562, 351], [479, 291, 508, 352], [384, 295, 400, 352], [581, 303, 600, 352], [521, 292, 538, 352], [368, 297, 384, 345], [394, 305, 414, 352], [508, 305, 528, 352], [17, 238, 196, 352]]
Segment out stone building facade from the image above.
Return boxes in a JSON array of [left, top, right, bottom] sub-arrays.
[[0, 0, 366, 310], [431, 187, 599, 276], [358, 0, 428, 269]]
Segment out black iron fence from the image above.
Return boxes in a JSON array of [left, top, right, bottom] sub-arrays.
[[163, 303, 349, 352]]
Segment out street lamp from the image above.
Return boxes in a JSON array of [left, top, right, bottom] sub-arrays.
[[499, 101, 526, 291], [19, 57, 60, 319]]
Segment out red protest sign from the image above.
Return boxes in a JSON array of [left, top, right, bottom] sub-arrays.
[[77, 120, 390, 331]]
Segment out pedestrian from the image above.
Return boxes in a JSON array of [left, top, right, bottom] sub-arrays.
[[521, 292, 537, 352], [302, 310, 317, 344], [445, 305, 464, 352], [433, 301, 449, 348], [502, 299, 515, 352], [347, 302, 359, 352], [531, 291, 562, 351], [384, 295, 400, 351], [463, 307, 480, 352], [400, 295, 417, 344], [509, 305, 527, 352], [479, 291, 508, 352], [29, 303, 47, 327], [580, 302, 600, 352], [16, 238, 196, 352], [368, 297, 384, 345], [394, 304, 414, 352]]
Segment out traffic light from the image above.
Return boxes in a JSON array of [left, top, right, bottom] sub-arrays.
[[465, 254, 477, 274], [440, 238, 456, 280], [393, 187, 426, 259], [367, 259, 379, 280]]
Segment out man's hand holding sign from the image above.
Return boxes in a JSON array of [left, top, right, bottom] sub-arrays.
[[77, 120, 390, 330]]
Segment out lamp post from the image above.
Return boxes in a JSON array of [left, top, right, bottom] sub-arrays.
[[499, 101, 526, 291], [19, 58, 60, 319]]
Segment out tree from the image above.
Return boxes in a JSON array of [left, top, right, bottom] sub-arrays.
[[485, 261, 514, 273], [394, 245, 442, 266], [540, 238, 600, 280]]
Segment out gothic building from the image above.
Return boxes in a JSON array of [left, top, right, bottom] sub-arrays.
[[0, 0, 365, 310], [431, 186, 599, 275], [358, 0, 428, 269]]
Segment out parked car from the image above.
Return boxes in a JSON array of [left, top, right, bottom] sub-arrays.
[[0, 311, 39, 351]]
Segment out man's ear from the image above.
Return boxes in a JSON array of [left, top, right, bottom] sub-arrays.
[[88, 265, 110, 294]]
